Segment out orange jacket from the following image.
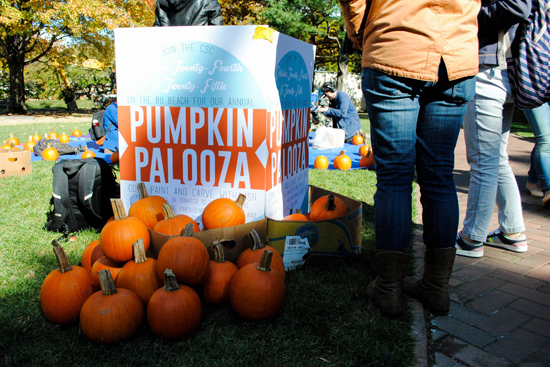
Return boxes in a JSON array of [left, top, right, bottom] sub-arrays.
[[339, 0, 481, 81]]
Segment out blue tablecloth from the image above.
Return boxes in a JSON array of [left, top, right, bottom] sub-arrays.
[[307, 132, 373, 170]]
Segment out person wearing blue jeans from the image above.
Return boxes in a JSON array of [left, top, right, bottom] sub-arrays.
[[524, 103, 550, 207], [456, 0, 532, 258], [340, 0, 480, 316]]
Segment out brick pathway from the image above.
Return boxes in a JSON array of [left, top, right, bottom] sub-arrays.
[[412, 130, 550, 367]]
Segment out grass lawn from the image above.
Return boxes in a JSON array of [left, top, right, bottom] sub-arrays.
[[0, 111, 417, 367]]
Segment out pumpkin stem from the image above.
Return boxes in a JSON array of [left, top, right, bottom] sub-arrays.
[[181, 222, 194, 237], [133, 238, 147, 264], [110, 198, 128, 221], [256, 250, 273, 272], [235, 193, 246, 209], [325, 194, 337, 211], [52, 240, 72, 273], [163, 269, 180, 292], [161, 203, 176, 220], [137, 182, 150, 200], [98, 269, 117, 295], [249, 229, 265, 251], [212, 240, 226, 263]]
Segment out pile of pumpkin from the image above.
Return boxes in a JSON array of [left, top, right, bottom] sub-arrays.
[[38, 183, 287, 344], [313, 130, 375, 170], [1, 129, 105, 162]]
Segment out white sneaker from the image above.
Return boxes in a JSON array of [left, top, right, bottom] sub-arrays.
[[527, 182, 544, 198]]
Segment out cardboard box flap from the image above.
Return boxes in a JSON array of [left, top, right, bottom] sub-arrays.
[[0, 149, 32, 178]]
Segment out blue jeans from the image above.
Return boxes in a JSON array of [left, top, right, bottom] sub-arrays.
[[524, 103, 550, 193], [362, 67, 475, 251], [462, 67, 525, 242]]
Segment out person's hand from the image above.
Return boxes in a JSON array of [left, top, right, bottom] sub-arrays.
[[318, 106, 329, 113]]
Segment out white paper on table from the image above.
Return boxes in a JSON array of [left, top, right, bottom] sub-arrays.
[[282, 236, 310, 270]]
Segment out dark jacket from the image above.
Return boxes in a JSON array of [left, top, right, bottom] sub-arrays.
[[478, 0, 532, 66], [154, 0, 223, 26], [323, 91, 361, 141]]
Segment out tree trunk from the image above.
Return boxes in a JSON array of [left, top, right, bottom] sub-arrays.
[[6, 35, 28, 114], [336, 33, 352, 94]]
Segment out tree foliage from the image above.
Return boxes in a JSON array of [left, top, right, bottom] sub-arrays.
[[0, 0, 155, 113]]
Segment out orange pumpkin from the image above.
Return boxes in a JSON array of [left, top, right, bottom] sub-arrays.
[[153, 203, 200, 235], [80, 270, 144, 344], [236, 229, 285, 280], [202, 241, 238, 304], [147, 269, 202, 339], [81, 146, 96, 159], [283, 208, 309, 221], [23, 135, 37, 152], [81, 239, 104, 272], [314, 155, 329, 169], [90, 256, 125, 284], [32, 132, 42, 143], [6, 133, 19, 146], [229, 250, 285, 320], [48, 131, 59, 140], [333, 150, 352, 170], [110, 151, 119, 164], [42, 144, 59, 161], [202, 194, 246, 230], [116, 239, 163, 306], [358, 144, 371, 157], [156, 224, 210, 286], [1, 141, 11, 149], [71, 128, 82, 137], [40, 241, 97, 324], [59, 132, 70, 143], [100, 199, 150, 263], [128, 183, 167, 229], [359, 146, 375, 168], [309, 194, 348, 221], [351, 133, 363, 146]]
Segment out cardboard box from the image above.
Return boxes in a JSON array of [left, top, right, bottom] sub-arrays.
[[114, 25, 315, 226], [0, 149, 32, 178], [267, 185, 362, 257], [146, 217, 268, 264]]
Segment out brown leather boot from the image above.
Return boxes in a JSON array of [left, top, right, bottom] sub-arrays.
[[366, 251, 409, 317], [402, 247, 456, 315]]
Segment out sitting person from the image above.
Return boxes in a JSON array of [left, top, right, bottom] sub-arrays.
[[318, 82, 361, 143], [102, 99, 118, 154]]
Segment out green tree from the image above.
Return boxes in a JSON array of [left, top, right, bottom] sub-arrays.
[[0, 0, 155, 114]]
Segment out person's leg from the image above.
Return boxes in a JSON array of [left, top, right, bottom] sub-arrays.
[[524, 103, 550, 196], [460, 67, 509, 245], [362, 68, 420, 316]]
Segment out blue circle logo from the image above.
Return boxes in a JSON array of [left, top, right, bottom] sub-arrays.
[[295, 224, 319, 249]]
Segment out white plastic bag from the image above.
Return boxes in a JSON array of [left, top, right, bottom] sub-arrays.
[[311, 126, 345, 150]]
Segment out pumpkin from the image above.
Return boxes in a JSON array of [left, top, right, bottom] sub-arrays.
[[42, 143, 59, 161], [153, 203, 200, 235], [147, 269, 202, 339], [100, 199, 150, 263], [236, 229, 285, 280], [32, 132, 42, 143], [314, 155, 329, 169], [358, 144, 371, 157], [333, 150, 352, 170], [80, 270, 144, 344], [128, 182, 167, 229], [116, 239, 163, 306], [1, 141, 11, 149], [309, 194, 348, 221], [110, 151, 119, 164], [202, 241, 238, 304], [351, 133, 363, 146], [157, 224, 210, 286], [6, 133, 19, 146], [48, 130, 59, 140], [283, 208, 309, 221], [23, 135, 37, 152], [59, 132, 70, 143], [40, 241, 97, 324], [202, 194, 246, 230], [91, 256, 124, 284], [81, 146, 96, 159], [81, 239, 104, 272], [71, 128, 82, 137], [359, 146, 375, 168], [229, 250, 285, 320]]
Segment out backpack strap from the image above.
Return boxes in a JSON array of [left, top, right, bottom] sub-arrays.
[[44, 161, 74, 233], [77, 159, 104, 225]]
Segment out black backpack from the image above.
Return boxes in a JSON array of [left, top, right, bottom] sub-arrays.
[[89, 110, 106, 141], [44, 158, 120, 233]]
